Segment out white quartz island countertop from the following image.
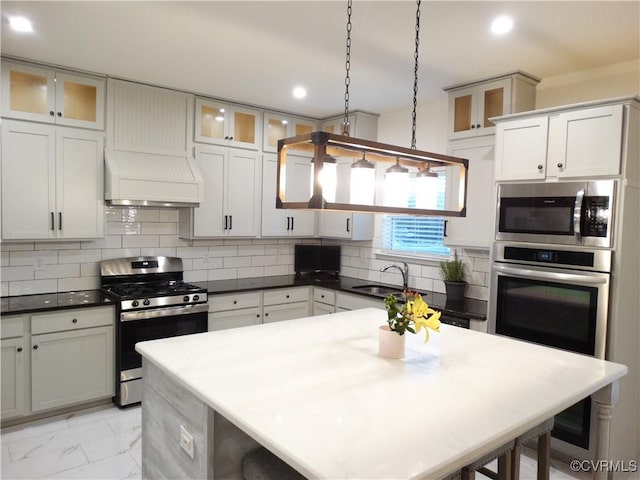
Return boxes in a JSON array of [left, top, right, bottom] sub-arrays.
[[136, 308, 627, 480]]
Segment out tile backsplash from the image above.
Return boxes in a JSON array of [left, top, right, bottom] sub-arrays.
[[1, 206, 489, 300]]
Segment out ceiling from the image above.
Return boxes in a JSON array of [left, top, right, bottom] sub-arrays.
[[1, 1, 638, 118]]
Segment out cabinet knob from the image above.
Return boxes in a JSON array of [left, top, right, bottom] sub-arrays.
[[57, 112, 62, 117], [265, 313, 269, 316], [321, 295, 325, 298], [256, 314, 260, 318], [233, 300, 237, 304], [72, 318, 78, 323], [477, 123, 481, 128], [557, 163, 563, 168], [537, 164, 544, 170], [49, 111, 55, 116], [17, 347, 22, 353], [33, 345, 39, 350], [286, 295, 290, 298], [471, 124, 476, 129]]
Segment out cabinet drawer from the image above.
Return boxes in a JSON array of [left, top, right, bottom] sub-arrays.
[[31, 306, 114, 335], [209, 292, 261, 312], [263, 287, 310, 306], [313, 288, 335, 305], [1, 315, 27, 339], [263, 302, 310, 323], [208, 308, 262, 331], [335, 292, 383, 311]]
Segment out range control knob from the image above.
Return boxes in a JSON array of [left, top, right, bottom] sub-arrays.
[[143, 299, 151, 306], [183, 295, 190, 302], [193, 295, 200, 301], [132, 300, 139, 307]]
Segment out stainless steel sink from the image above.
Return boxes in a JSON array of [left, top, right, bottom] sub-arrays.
[[351, 285, 405, 298]]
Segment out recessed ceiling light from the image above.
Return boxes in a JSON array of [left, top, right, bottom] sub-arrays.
[[491, 15, 513, 35], [292, 86, 307, 99], [9, 16, 33, 33]]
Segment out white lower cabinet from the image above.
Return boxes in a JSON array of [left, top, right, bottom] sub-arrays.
[[262, 287, 310, 324], [312, 287, 336, 316], [335, 292, 384, 311], [208, 292, 262, 331], [30, 307, 114, 413], [1, 316, 29, 420]]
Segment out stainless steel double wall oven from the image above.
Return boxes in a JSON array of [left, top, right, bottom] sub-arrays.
[[489, 180, 615, 455], [101, 257, 208, 407]]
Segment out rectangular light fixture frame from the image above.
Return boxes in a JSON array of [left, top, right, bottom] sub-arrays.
[[276, 131, 468, 216]]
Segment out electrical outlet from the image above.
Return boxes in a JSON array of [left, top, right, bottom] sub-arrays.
[[179, 425, 194, 459], [34, 257, 45, 271]]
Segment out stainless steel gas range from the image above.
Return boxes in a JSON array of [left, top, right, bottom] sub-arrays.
[[100, 256, 208, 407]]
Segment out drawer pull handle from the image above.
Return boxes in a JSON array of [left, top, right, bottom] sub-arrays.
[[72, 318, 78, 323], [33, 345, 39, 350]]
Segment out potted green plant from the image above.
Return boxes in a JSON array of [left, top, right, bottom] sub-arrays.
[[439, 251, 467, 301]]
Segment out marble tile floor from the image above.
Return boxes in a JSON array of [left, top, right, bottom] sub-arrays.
[[1, 403, 589, 480]]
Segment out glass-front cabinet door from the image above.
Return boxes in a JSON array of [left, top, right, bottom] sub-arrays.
[[1, 61, 104, 130], [448, 78, 511, 140], [195, 98, 260, 150], [263, 113, 316, 153]]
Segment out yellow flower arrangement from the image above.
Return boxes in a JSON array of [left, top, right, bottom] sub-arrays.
[[384, 291, 442, 342]]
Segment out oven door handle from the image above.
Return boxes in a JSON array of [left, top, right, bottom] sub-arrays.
[[120, 303, 209, 322], [574, 188, 584, 243], [493, 264, 608, 285]]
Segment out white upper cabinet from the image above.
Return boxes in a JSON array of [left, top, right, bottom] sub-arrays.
[[317, 212, 374, 240], [261, 154, 315, 237], [444, 137, 496, 249], [263, 113, 317, 153], [444, 72, 539, 140], [179, 145, 261, 238], [320, 112, 379, 140], [1, 120, 104, 240], [2, 60, 105, 130], [195, 98, 261, 150], [495, 103, 624, 181]]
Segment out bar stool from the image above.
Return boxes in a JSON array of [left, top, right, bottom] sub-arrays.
[[510, 418, 555, 480], [461, 440, 516, 480]]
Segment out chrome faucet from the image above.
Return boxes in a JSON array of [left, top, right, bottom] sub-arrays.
[[380, 262, 409, 291]]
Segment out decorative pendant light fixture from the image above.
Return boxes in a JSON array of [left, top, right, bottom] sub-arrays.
[[310, 155, 337, 203], [275, 0, 469, 217], [350, 152, 376, 205], [384, 158, 409, 207], [416, 165, 439, 209]]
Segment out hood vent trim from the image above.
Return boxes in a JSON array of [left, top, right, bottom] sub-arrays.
[[104, 149, 203, 208]]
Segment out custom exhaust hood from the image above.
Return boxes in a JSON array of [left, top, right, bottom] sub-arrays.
[[104, 149, 204, 208]]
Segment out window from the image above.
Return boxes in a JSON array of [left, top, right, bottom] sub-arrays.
[[382, 168, 450, 257]]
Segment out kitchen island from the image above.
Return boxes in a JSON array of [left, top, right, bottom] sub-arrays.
[[136, 308, 626, 480]]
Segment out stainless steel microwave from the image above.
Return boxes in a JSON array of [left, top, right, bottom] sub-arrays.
[[496, 180, 615, 247]]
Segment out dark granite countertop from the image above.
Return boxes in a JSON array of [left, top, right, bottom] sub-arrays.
[[195, 274, 487, 321], [1, 290, 112, 316], [1, 275, 486, 321]]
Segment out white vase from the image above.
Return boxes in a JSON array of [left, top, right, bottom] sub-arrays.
[[378, 325, 406, 359]]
